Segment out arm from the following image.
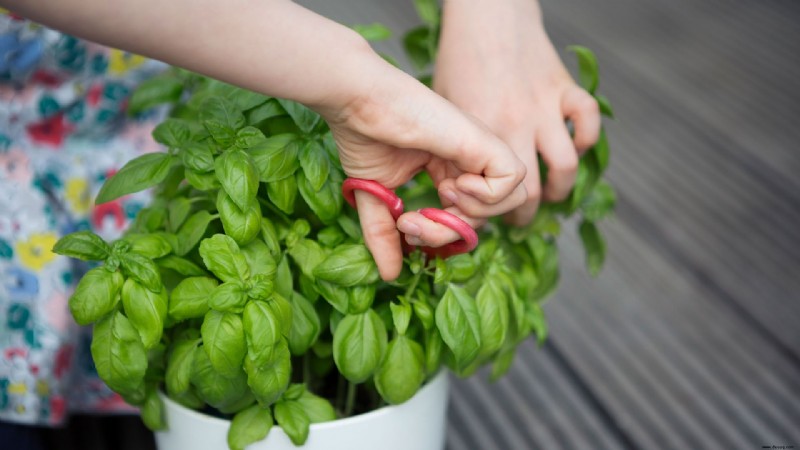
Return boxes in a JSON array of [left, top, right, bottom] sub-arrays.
[[4, 0, 527, 280]]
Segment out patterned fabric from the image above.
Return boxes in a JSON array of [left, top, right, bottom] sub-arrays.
[[0, 10, 167, 425]]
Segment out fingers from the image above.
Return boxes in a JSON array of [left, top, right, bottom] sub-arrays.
[[398, 208, 485, 248], [354, 190, 403, 281], [502, 131, 542, 226], [536, 116, 578, 202], [562, 86, 601, 153]]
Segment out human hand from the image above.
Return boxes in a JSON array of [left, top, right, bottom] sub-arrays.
[[314, 52, 527, 281], [432, 0, 601, 228]]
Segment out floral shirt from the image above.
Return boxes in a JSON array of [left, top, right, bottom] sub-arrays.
[[0, 10, 166, 425]]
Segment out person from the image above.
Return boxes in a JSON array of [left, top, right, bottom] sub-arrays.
[[0, 0, 599, 444]]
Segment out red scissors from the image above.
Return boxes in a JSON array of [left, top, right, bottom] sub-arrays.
[[342, 178, 479, 258]]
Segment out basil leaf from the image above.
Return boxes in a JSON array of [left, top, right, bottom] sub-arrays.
[[288, 239, 326, 280], [141, 385, 166, 431], [209, 282, 248, 313], [333, 310, 387, 383], [215, 149, 259, 211], [120, 252, 162, 293], [227, 404, 273, 450], [201, 310, 246, 377], [127, 75, 183, 115], [313, 244, 379, 287], [276, 99, 320, 134], [403, 26, 433, 71], [348, 284, 375, 315], [568, 45, 600, 95], [424, 328, 443, 375], [490, 346, 518, 382], [180, 142, 216, 173], [53, 230, 110, 261], [274, 400, 311, 446], [297, 172, 342, 225], [581, 180, 616, 222], [249, 134, 300, 182], [413, 299, 434, 331], [528, 302, 548, 344], [298, 140, 330, 192], [295, 390, 336, 423], [267, 176, 298, 214], [124, 233, 172, 259], [165, 337, 199, 396], [352, 23, 392, 41], [596, 94, 614, 118], [314, 280, 349, 315], [91, 311, 148, 395], [260, 217, 281, 257], [96, 153, 174, 204], [157, 255, 207, 277], [374, 335, 425, 405], [68, 267, 123, 325], [446, 254, 477, 283], [199, 234, 250, 282], [435, 284, 481, 370], [298, 273, 320, 303], [317, 226, 345, 248], [152, 118, 192, 147], [243, 300, 282, 364], [217, 192, 262, 246], [240, 239, 277, 278], [174, 210, 214, 256], [413, 0, 440, 27], [201, 97, 245, 146], [185, 168, 220, 191], [246, 98, 284, 125], [191, 346, 249, 410], [270, 293, 293, 338], [245, 340, 291, 407], [275, 254, 293, 299], [476, 278, 508, 357], [591, 128, 610, 173], [288, 292, 320, 356], [122, 279, 167, 349], [579, 220, 606, 277], [235, 126, 267, 150], [390, 301, 412, 335]]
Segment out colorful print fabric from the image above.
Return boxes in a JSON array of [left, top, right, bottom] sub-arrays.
[[0, 10, 167, 425]]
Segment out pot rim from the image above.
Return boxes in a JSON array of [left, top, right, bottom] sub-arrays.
[[158, 370, 448, 432]]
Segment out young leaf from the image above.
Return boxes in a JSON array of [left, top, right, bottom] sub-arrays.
[[141, 385, 167, 431], [275, 99, 320, 134], [240, 239, 277, 277], [235, 126, 267, 150], [120, 252, 163, 293], [297, 172, 342, 225], [313, 244, 379, 287], [124, 233, 172, 259], [249, 135, 300, 183], [390, 301, 412, 335], [581, 180, 616, 222], [435, 284, 481, 370], [199, 234, 250, 283], [579, 220, 606, 277], [295, 391, 337, 423], [246, 98, 284, 125], [53, 230, 110, 261], [122, 279, 168, 349], [314, 280, 349, 315], [288, 292, 321, 356], [332, 310, 388, 383], [157, 255, 207, 277], [243, 300, 282, 364], [596, 94, 615, 118], [165, 337, 199, 396], [568, 45, 599, 95], [260, 217, 281, 257], [298, 140, 331, 192], [348, 284, 375, 315], [191, 347, 249, 410], [244, 341, 292, 407], [217, 192, 262, 246], [490, 346, 517, 382], [96, 153, 174, 204], [69, 267, 123, 326], [127, 75, 183, 115], [201, 97, 245, 146], [413, 0, 440, 28], [475, 278, 509, 357], [152, 119, 192, 147], [267, 176, 298, 215], [174, 210, 214, 256], [185, 168, 220, 191], [374, 335, 425, 405], [209, 282, 249, 313], [287, 239, 326, 280], [180, 142, 216, 173], [91, 311, 148, 396], [274, 400, 311, 446], [215, 149, 259, 211], [424, 328, 443, 376], [352, 23, 392, 41], [274, 254, 293, 299], [201, 310, 246, 378], [413, 300, 434, 331], [228, 404, 273, 450], [403, 26, 433, 71]]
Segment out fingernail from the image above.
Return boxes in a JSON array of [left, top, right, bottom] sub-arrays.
[[400, 220, 421, 236], [441, 189, 458, 204]]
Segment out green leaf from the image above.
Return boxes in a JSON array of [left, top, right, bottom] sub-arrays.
[[297, 172, 342, 225], [568, 45, 599, 95], [180, 142, 216, 173], [299, 140, 331, 192], [96, 153, 174, 204], [403, 26, 433, 71], [191, 347, 249, 410], [91, 311, 148, 396], [435, 284, 481, 370], [174, 210, 214, 256], [120, 252, 162, 292], [348, 284, 375, 314], [157, 255, 207, 277], [288, 292, 321, 356], [424, 328, 443, 376], [239, 239, 277, 279], [201, 310, 246, 378], [317, 226, 345, 248], [124, 233, 172, 259], [249, 135, 301, 183], [274, 400, 311, 446], [596, 94, 614, 118], [209, 282, 249, 313], [413, 300, 434, 330], [152, 119, 192, 147], [489, 346, 517, 382], [201, 97, 245, 146], [413, 0, 440, 27], [246, 98, 284, 125], [260, 217, 281, 257], [228, 404, 273, 450], [244, 341, 291, 407], [185, 168, 220, 191], [235, 126, 267, 150], [69, 267, 123, 325], [217, 192, 262, 246], [166, 198, 191, 233], [295, 391, 336, 423], [287, 239, 326, 280], [313, 244, 379, 287], [579, 220, 606, 276], [141, 385, 167, 431], [476, 278, 508, 357], [390, 301, 412, 335], [590, 128, 610, 173], [274, 254, 293, 299], [127, 75, 183, 115], [199, 234, 250, 283], [314, 280, 349, 315], [446, 254, 477, 283], [275, 99, 320, 134], [333, 310, 387, 383], [267, 176, 298, 215], [243, 300, 282, 364], [53, 231, 110, 261], [337, 215, 362, 240], [352, 23, 392, 41], [374, 335, 425, 405], [165, 337, 199, 396], [215, 149, 259, 211], [581, 180, 616, 222], [122, 279, 167, 349]]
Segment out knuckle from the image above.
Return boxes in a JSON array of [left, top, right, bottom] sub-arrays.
[[363, 220, 398, 244], [549, 153, 579, 177]]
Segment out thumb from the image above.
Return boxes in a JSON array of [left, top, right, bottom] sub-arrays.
[[353, 190, 403, 281]]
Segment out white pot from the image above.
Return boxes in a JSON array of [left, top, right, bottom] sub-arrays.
[[155, 372, 449, 450]]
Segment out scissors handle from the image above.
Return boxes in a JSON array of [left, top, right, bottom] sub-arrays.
[[342, 178, 479, 258]]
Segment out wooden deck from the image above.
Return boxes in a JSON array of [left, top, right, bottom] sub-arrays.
[[41, 0, 800, 449]]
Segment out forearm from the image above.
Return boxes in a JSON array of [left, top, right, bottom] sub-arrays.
[[2, 0, 380, 110]]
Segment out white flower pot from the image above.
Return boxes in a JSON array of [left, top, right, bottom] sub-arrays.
[[155, 372, 449, 450]]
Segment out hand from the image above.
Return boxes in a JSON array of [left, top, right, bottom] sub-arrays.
[[432, 0, 601, 227], [316, 55, 527, 281]]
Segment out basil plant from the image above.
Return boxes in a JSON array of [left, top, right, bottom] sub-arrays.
[[52, 10, 615, 450]]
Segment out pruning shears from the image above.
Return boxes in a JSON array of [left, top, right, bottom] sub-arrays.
[[342, 178, 479, 259]]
